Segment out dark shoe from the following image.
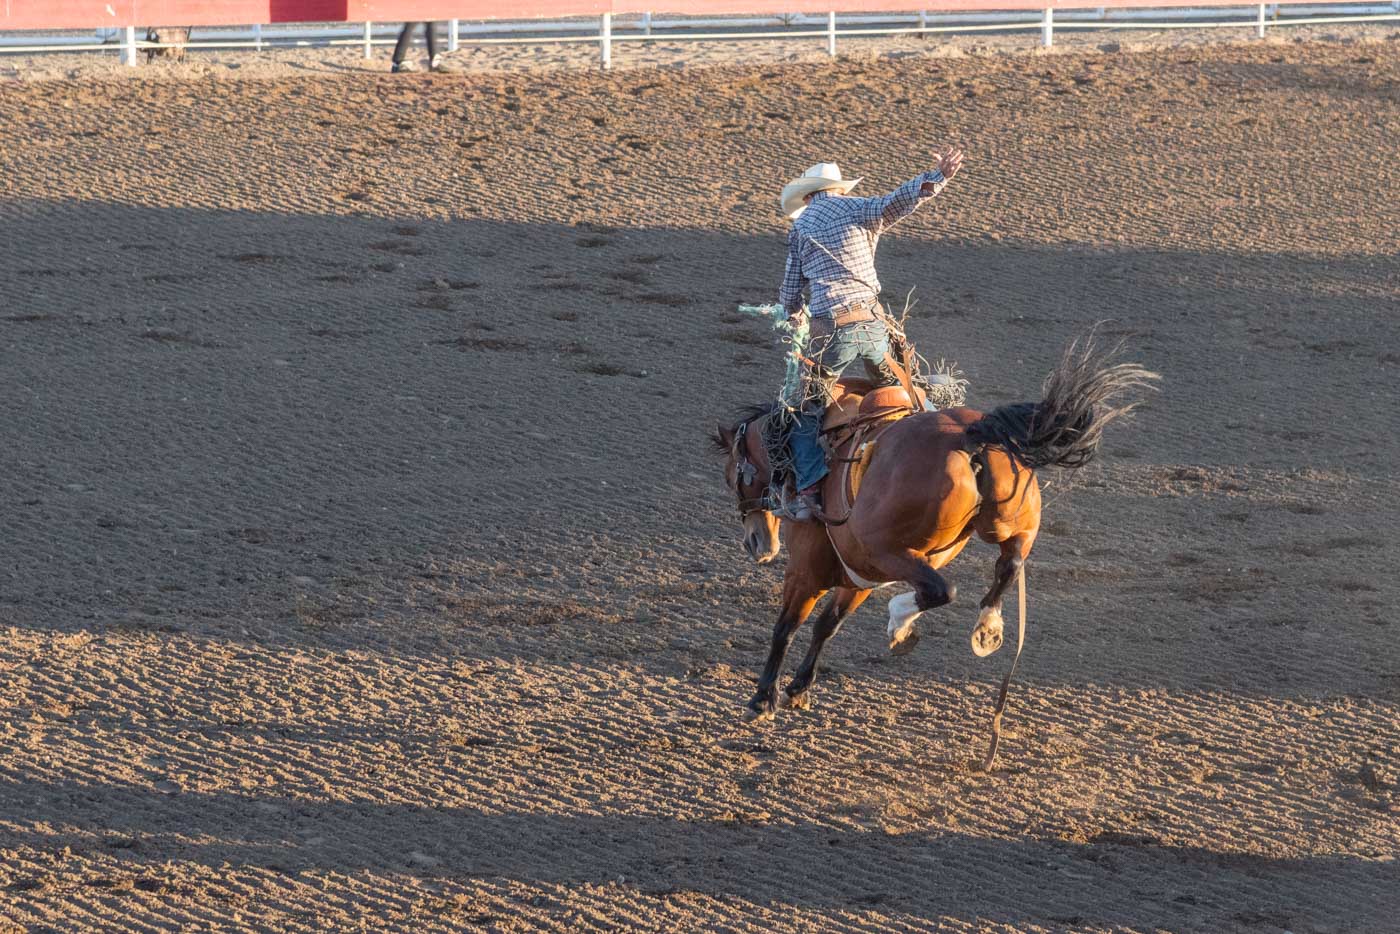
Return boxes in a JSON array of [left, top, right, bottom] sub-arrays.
[[391, 60, 419, 73]]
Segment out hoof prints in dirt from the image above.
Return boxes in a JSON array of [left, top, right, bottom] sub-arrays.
[[369, 240, 427, 257], [635, 292, 691, 307], [418, 278, 480, 292], [578, 362, 623, 376], [429, 335, 643, 378], [141, 328, 219, 348], [433, 336, 530, 352], [223, 252, 289, 266], [309, 328, 371, 339]]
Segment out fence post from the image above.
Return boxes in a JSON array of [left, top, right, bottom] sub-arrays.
[[253, 23, 263, 52], [1041, 7, 1053, 48], [449, 19, 459, 52], [1256, 3, 1266, 36], [363, 21, 372, 59], [827, 11, 836, 56], [919, 10, 927, 33], [600, 13, 612, 70], [643, 11, 652, 35], [123, 25, 137, 65]]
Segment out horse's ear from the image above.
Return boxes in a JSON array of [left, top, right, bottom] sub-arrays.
[[712, 424, 735, 454]]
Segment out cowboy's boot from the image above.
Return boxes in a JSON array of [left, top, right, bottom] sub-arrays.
[[778, 485, 823, 523]]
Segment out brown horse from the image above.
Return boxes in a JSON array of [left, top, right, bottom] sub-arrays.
[[714, 340, 1156, 760]]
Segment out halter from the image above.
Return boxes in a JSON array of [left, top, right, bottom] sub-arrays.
[[729, 417, 770, 520]]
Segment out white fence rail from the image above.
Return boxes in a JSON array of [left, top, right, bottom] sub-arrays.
[[2, 4, 1397, 68]]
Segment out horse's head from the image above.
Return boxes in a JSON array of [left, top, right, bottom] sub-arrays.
[[713, 409, 781, 564]]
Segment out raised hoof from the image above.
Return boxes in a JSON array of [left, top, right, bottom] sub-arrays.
[[889, 626, 921, 656], [781, 690, 812, 712], [971, 623, 1004, 658], [971, 605, 1005, 658]]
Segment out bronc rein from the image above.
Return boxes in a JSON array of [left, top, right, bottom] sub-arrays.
[[728, 417, 770, 520]]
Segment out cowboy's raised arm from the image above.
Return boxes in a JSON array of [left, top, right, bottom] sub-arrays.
[[866, 148, 963, 230], [778, 226, 805, 316]]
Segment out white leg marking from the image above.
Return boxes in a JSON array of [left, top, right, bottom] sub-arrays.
[[887, 591, 922, 642]]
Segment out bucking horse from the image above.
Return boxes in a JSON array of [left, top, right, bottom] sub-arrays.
[[714, 336, 1157, 767]]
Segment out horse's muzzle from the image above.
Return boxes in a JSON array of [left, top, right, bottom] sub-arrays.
[[744, 530, 776, 564]]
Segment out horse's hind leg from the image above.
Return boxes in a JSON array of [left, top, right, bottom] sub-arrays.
[[971, 534, 1033, 658], [745, 576, 822, 723], [883, 549, 960, 655], [782, 587, 870, 710]]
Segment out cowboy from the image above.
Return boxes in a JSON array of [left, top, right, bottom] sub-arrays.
[[778, 152, 964, 521]]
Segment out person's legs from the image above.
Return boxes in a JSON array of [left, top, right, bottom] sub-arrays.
[[391, 22, 416, 66], [789, 408, 828, 492], [786, 322, 862, 510], [852, 321, 893, 381], [425, 22, 440, 63]]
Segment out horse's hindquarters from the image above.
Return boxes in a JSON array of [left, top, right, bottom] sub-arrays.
[[974, 446, 1042, 545], [836, 414, 985, 575]]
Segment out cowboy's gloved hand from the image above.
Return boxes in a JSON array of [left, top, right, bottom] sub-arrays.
[[937, 148, 964, 179], [787, 308, 809, 332]]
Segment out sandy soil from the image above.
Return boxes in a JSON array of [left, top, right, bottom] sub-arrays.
[[3, 20, 1400, 79], [1, 33, 1398, 934]]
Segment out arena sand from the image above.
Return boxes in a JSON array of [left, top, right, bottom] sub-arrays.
[[1, 32, 1398, 933]]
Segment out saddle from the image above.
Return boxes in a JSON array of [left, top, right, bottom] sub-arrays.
[[817, 335, 926, 433], [821, 382, 916, 432], [817, 379, 919, 522]]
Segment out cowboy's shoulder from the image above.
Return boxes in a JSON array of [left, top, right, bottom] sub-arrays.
[[798, 196, 865, 227], [829, 194, 882, 222], [843, 194, 886, 216]]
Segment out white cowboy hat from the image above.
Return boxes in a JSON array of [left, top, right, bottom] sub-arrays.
[[780, 162, 862, 220]]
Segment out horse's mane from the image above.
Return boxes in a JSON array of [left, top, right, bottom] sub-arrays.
[[710, 403, 779, 455]]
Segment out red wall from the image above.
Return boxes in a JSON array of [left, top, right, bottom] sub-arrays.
[[0, 0, 1264, 31]]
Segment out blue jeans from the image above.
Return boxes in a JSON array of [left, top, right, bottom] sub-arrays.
[[790, 319, 891, 491]]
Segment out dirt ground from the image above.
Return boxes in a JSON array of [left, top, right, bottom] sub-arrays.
[[1, 30, 1398, 934]]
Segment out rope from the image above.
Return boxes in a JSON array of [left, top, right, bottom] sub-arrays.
[[980, 563, 1026, 772]]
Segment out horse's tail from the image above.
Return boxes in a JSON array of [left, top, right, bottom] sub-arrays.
[[965, 336, 1159, 470]]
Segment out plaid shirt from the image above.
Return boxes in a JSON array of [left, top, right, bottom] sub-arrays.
[[779, 170, 947, 318]]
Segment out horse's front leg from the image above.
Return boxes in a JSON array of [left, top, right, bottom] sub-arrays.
[[745, 576, 822, 722], [782, 586, 870, 711], [971, 534, 1033, 657]]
